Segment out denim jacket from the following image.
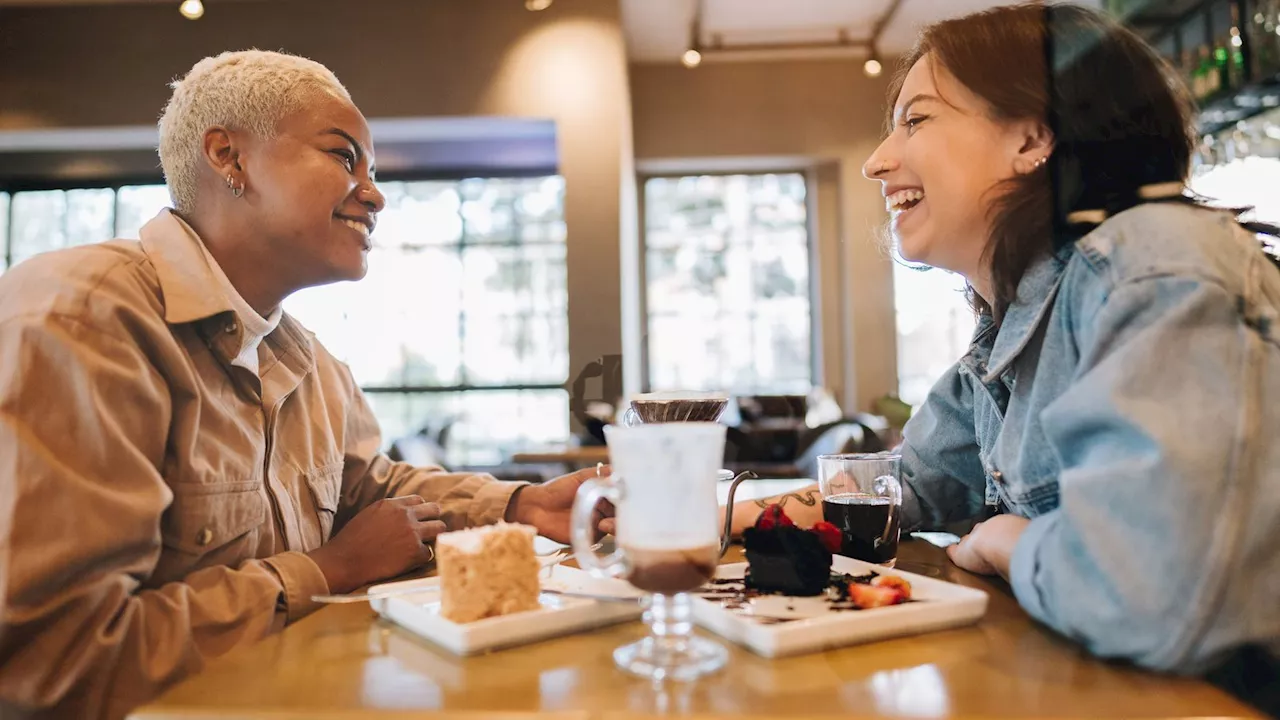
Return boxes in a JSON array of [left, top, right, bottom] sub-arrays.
[[900, 201, 1280, 676]]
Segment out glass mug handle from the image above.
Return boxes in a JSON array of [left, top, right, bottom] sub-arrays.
[[571, 474, 630, 579], [872, 474, 903, 549], [620, 405, 640, 427]]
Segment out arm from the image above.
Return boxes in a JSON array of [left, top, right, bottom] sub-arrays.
[[1008, 275, 1266, 672], [718, 367, 987, 537], [897, 364, 988, 531], [336, 377, 526, 533], [0, 317, 310, 717]]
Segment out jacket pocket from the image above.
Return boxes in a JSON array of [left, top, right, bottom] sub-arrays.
[[305, 463, 343, 542], [162, 480, 268, 556]]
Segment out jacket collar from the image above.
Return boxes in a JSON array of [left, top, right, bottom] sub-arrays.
[[138, 209, 236, 326], [137, 209, 315, 370], [981, 244, 1074, 383]]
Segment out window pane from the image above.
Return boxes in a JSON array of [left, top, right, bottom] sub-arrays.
[[376, 181, 463, 248], [10, 191, 67, 266], [894, 265, 975, 407], [463, 314, 568, 385], [65, 189, 116, 245], [116, 185, 172, 238], [448, 389, 569, 466], [0, 192, 9, 273], [643, 172, 812, 394], [287, 247, 463, 387], [462, 243, 567, 316]]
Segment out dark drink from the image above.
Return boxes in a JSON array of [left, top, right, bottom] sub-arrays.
[[822, 493, 900, 565], [622, 544, 719, 594]]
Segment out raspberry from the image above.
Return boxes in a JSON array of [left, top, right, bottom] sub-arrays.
[[810, 521, 842, 553], [754, 503, 795, 531]]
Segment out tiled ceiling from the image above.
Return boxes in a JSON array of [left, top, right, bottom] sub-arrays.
[[622, 0, 1103, 63]]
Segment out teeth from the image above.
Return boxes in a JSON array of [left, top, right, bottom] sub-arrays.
[[885, 189, 925, 212], [341, 218, 370, 238]]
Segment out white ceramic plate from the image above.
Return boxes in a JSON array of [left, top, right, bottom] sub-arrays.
[[372, 565, 643, 656], [691, 555, 988, 658]]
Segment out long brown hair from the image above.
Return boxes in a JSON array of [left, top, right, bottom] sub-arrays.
[[888, 3, 1225, 320]]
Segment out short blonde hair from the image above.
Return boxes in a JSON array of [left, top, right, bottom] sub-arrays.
[[158, 49, 351, 213]]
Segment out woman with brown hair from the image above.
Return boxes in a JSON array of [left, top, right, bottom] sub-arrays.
[[725, 3, 1279, 711]]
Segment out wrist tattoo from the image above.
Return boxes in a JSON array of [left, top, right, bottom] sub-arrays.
[[753, 490, 820, 510]]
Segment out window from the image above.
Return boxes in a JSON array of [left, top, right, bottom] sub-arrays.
[[642, 173, 813, 394], [286, 177, 570, 466], [0, 177, 570, 467], [894, 263, 975, 408]]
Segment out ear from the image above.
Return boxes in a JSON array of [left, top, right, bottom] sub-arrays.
[[201, 125, 244, 184], [1009, 119, 1055, 175]]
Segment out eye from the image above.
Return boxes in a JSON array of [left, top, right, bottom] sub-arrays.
[[904, 115, 929, 134], [332, 149, 356, 171]]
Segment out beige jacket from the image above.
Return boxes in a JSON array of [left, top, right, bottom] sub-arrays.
[[0, 210, 525, 719]]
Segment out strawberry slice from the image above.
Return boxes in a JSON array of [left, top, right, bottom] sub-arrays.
[[848, 582, 907, 609], [872, 575, 912, 599], [810, 521, 842, 554]]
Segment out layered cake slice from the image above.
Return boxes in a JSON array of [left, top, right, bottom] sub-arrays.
[[436, 523, 542, 623]]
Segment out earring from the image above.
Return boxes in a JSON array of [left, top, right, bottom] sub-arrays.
[[1033, 156, 1048, 169], [226, 173, 244, 198]]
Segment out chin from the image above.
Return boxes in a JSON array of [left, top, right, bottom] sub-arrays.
[[895, 233, 932, 265]]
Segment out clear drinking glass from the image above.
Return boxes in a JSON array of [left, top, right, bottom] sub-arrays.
[[571, 422, 730, 681], [816, 452, 903, 567]]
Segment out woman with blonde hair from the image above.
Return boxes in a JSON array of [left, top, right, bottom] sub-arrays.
[[0, 50, 608, 719]]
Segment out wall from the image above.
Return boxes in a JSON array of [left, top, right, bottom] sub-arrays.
[[0, 0, 635, 412], [630, 58, 898, 411]]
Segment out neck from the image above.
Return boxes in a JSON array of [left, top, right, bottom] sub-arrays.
[[967, 270, 994, 310], [178, 208, 285, 317]]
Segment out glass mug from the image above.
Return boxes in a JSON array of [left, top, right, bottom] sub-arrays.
[[816, 452, 903, 567], [571, 422, 745, 681]]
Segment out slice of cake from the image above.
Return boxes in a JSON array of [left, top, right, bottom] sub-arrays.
[[742, 505, 841, 596], [436, 523, 542, 623]]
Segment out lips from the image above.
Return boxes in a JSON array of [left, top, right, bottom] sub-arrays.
[[335, 214, 374, 248]]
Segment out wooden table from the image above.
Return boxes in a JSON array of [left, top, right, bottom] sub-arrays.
[[510, 446, 610, 470], [132, 480, 1261, 720]]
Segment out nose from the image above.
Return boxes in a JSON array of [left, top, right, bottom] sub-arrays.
[[862, 138, 899, 180], [358, 180, 386, 214]]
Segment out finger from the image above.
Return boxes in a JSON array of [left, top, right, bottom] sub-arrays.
[[597, 518, 616, 536], [410, 502, 442, 521], [415, 520, 448, 544], [388, 495, 427, 506], [561, 464, 611, 484]]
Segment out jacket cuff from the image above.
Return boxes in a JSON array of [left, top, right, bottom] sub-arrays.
[[469, 478, 530, 527], [1009, 511, 1060, 625], [263, 550, 330, 623]]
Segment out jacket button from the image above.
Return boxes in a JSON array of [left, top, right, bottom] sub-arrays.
[[990, 470, 1003, 483], [196, 527, 214, 546]]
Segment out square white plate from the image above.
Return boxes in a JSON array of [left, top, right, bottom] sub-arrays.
[[372, 564, 643, 656], [692, 555, 988, 658]]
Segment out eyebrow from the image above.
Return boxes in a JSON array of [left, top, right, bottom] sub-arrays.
[[322, 127, 375, 175]]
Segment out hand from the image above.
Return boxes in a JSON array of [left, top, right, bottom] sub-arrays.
[[307, 496, 446, 594], [506, 465, 616, 544], [946, 514, 1031, 579]]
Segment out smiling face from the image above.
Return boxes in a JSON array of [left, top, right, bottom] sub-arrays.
[[863, 55, 1045, 282], [239, 90, 385, 287]]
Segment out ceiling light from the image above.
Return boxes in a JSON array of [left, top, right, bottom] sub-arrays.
[[525, 0, 552, 10], [682, 48, 702, 68], [864, 57, 883, 77], [179, 0, 203, 19]]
